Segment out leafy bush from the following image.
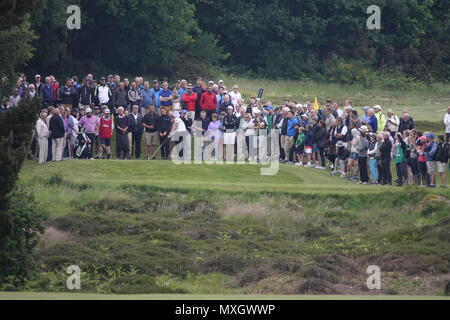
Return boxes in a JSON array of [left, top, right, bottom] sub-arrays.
[[0, 185, 47, 285]]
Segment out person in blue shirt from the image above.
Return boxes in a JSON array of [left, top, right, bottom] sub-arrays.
[[282, 111, 300, 163], [140, 81, 156, 115], [367, 109, 378, 133], [150, 80, 162, 109], [178, 79, 188, 100], [216, 87, 226, 114], [159, 81, 173, 111]]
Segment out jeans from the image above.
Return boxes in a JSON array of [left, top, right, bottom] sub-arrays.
[[358, 156, 369, 182], [396, 162, 407, 184], [368, 158, 378, 181]]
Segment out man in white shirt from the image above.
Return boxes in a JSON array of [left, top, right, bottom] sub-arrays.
[[36, 111, 49, 164], [386, 109, 400, 138], [229, 85, 242, 107], [445, 106, 450, 140]]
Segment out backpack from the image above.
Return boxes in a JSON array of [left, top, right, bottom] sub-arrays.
[[435, 142, 449, 162]]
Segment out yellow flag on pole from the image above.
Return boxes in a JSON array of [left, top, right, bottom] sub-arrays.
[[314, 96, 319, 111]]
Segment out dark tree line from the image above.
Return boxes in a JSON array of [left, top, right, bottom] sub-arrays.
[[194, 0, 450, 82], [23, 0, 450, 82]]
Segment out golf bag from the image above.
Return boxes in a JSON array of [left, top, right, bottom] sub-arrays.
[[75, 131, 91, 159]]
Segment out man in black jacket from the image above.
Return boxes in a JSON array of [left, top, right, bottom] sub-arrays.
[[379, 132, 392, 185], [114, 107, 130, 160], [59, 78, 78, 109], [158, 108, 172, 160], [112, 82, 129, 114], [78, 78, 95, 109], [398, 112, 415, 134], [142, 105, 160, 160], [49, 108, 66, 162], [128, 105, 143, 159]]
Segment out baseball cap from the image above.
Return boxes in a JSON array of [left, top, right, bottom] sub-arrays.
[[181, 110, 188, 115], [108, 74, 114, 78], [360, 125, 369, 132], [363, 106, 370, 111], [100, 76, 106, 80], [426, 133, 435, 139], [35, 74, 41, 78], [104, 109, 111, 114], [85, 108, 92, 113], [374, 105, 382, 110], [336, 141, 345, 148]]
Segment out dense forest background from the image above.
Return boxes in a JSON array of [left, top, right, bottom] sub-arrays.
[[17, 0, 450, 83]]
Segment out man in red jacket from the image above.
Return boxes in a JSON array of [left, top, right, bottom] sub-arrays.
[[200, 84, 217, 119], [99, 109, 114, 159], [182, 84, 197, 120]]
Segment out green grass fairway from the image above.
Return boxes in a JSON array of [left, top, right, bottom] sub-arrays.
[[1, 292, 449, 300], [19, 160, 450, 196]]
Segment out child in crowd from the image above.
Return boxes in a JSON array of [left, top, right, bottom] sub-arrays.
[[295, 127, 305, 166], [304, 124, 314, 167], [395, 132, 408, 186], [366, 133, 379, 185]]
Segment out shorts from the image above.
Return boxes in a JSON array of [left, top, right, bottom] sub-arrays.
[[100, 138, 111, 147], [162, 105, 172, 112], [224, 132, 236, 145], [312, 143, 319, 153], [437, 161, 447, 173], [144, 132, 159, 146], [349, 152, 358, 160], [427, 161, 437, 175], [295, 146, 304, 155]]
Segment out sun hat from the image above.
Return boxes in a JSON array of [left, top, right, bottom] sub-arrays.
[[374, 105, 382, 111], [85, 108, 92, 113], [360, 125, 369, 132], [336, 141, 345, 148]]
